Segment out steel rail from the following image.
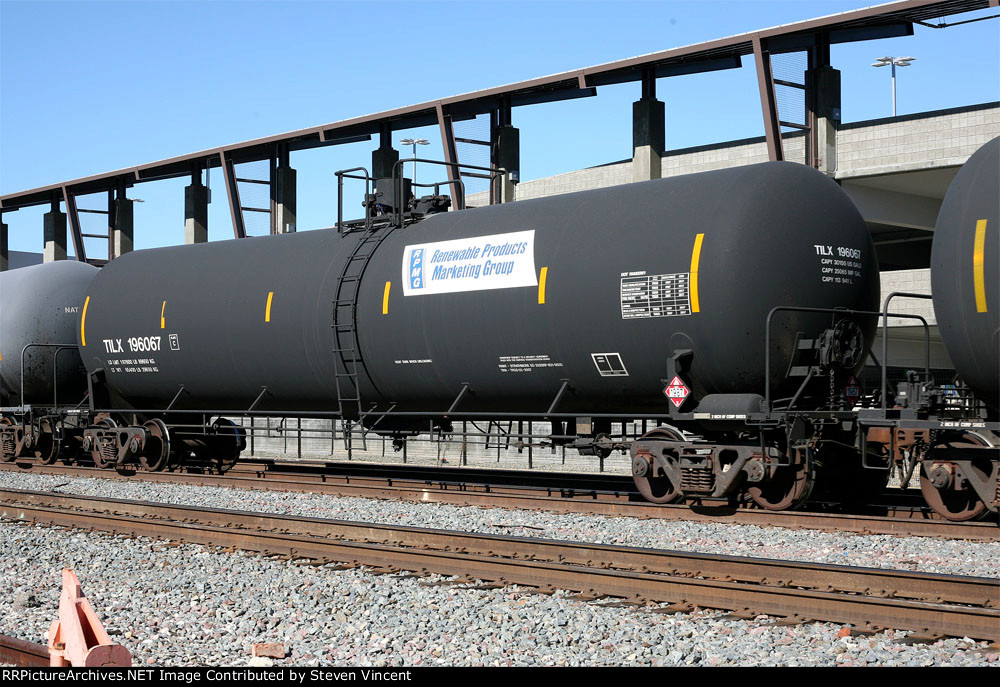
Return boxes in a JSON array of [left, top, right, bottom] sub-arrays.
[[1, 462, 996, 541], [0, 634, 49, 667], [1, 489, 997, 641]]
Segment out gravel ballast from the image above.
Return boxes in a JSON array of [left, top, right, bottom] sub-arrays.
[[1, 521, 997, 667], [0, 470, 996, 578]]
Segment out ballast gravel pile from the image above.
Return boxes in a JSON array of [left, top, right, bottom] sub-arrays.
[[1, 521, 996, 667], [1, 470, 997, 578]]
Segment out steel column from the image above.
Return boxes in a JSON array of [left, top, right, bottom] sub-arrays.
[[0, 221, 7, 271], [112, 180, 134, 258], [752, 34, 784, 162]]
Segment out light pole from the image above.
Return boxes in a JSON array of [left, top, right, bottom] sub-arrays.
[[399, 138, 429, 186], [871, 56, 915, 116]]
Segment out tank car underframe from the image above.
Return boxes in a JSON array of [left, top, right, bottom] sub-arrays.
[[3, 396, 997, 519], [631, 408, 999, 518]]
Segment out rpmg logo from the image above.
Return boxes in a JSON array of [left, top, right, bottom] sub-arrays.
[[409, 248, 424, 290]]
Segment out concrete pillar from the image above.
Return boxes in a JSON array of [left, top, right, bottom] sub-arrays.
[[184, 180, 209, 244], [496, 124, 519, 203], [632, 94, 665, 183], [808, 65, 841, 175], [0, 222, 8, 271], [272, 165, 296, 234], [44, 205, 67, 262], [113, 196, 134, 258]]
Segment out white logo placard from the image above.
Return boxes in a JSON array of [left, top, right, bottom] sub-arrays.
[[401, 230, 537, 296]]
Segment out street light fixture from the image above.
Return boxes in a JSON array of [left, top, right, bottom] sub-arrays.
[[399, 138, 430, 185], [871, 56, 915, 116]]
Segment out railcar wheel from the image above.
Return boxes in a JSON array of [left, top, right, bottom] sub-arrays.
[[747, 446, 814, 511], [140, 419, 171, 472], [632, 427, 684, 504], [0, 418, 16, 462], [89, 418, 118, 469], [34, 419, 60, 465], [920, 433, 994, 522]]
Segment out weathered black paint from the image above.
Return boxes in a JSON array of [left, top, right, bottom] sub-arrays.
[[80, 162, 878, 416]]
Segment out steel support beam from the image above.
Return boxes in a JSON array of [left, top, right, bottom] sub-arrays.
[[220, 152, 246, 239], [60, 187, 86, 261], [185, 165, 210, 245], [753, 35, 784, 162], [270, 144, 296, 234], [372, 123, 398, 180], [436, 103, 465, 210], [112, 182, 134, 258], [490, 98, 518, 204], [806, 35, 840, 173]]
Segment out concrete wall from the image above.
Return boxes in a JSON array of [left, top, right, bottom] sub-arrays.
[[879, 268, 936, 327], [467, 102, 999, 207], [836, 102, 999, 177]]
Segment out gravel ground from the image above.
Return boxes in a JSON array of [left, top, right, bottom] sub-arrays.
[[1, 521, 997, 667], [0, 470, 997, 578]]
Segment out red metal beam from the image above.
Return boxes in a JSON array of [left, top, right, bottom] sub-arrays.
[[220, 152, 246, 239], [753, 35, 784, 162], [61, 186, 87, 262], [436, 103, 465, 210]]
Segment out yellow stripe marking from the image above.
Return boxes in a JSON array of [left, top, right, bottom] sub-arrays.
[[538, 267, 548, 305], [160, 300, 167, 329], [974, 219, 988, 313], [265, 291, 274, 322], [382, 281, 391, 315], [81, 296, 90, 347], [689, 233, 704, 313]]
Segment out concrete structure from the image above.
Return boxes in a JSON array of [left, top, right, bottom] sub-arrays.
[[271, 165, 296, 234], [112, 195, 133, 259], [809, 65, 841, 174], [495, 123, 519, 203], [43, 205, 67, 262], [498, 103, 997, 204], [6, 250, 42, 270], [632, 74, 665, 183], [184, 179, 209, 244], [0, 223, 7, 271]]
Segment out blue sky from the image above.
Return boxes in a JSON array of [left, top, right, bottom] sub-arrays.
[[2, 0, 998, 254]]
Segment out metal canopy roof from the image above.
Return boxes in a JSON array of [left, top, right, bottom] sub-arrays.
[[1, 0, 993, 211]]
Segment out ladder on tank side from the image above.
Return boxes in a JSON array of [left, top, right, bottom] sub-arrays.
[[331, 221, 397, 458]]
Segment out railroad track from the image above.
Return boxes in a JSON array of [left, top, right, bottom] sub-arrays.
[[1, 488, 997, 642], [1, 461, 996, 541], [0, 634, 49, 667]]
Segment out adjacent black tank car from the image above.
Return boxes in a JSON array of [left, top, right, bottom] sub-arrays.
[[931, 136, 999, 411]]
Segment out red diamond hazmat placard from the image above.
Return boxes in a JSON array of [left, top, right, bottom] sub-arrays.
[[664, 376, 690, 408]]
